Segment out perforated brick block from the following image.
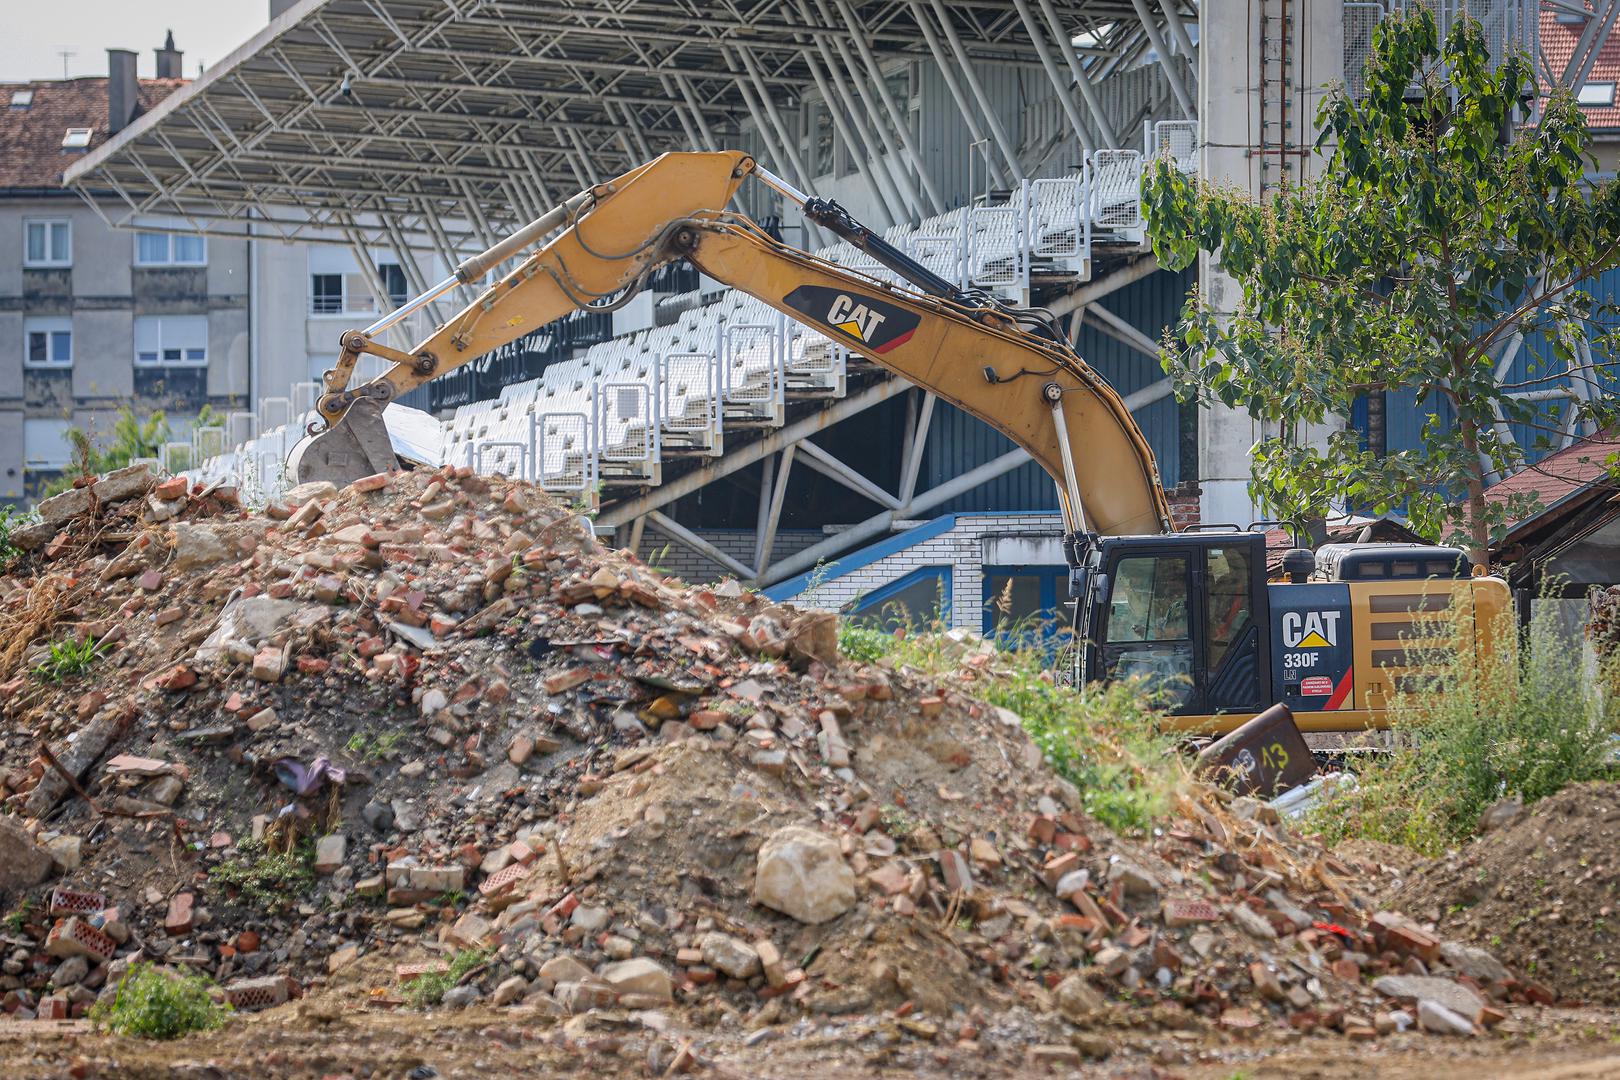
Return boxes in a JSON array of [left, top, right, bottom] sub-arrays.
[[48, 887, 107, 918], [224, 975, 293, 1011], [478, 861, 532, 898], [45, 917, 116, 961], [1163, 898, 1222, 927]]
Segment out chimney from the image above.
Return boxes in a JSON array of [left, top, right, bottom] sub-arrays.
[[107, 49, 138, 134], [155, 31, 182, 79]]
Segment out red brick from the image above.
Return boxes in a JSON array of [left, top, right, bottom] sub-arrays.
[[165, 892, 195, 936], [154, 476, 189, 500], [156, 664, 197, 691], [1027, 815, 1057, 845], [1040, 851, 1080, 891], [47, 888, 106, 917], [1162, 898, 1221, 927], [938, 850, 973, 895], [544, 668, 591, 694], [348, 472, 392, 493], [1384, 923, 1440, 963]]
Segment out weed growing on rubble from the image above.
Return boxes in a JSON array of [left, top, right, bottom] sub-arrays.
[[33, 635, 105, 682], [0, 506, 24, 573], [406, 948, 490, 1008], [983, 652, 1181, 835], [1308, 598, 1617, 854], [209, 838, 316, 911], [90, 962, 230, 1040]]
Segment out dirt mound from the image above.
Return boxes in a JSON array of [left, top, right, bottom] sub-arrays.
[[1394, 782, 1620, 1005], [0, 461, 1555, 1063]]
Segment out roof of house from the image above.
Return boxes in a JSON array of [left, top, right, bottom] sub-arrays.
[[1485, 432, 1620, 530], [1541, 6, 1620, 131], [0, 76, 187, 190]]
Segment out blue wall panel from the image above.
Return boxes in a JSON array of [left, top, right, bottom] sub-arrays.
[[1376, 267, 1620, 476]]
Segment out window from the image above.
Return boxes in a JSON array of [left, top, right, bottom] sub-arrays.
[[1578, 82, 1616, 107], [309, 263, 407, 314], [843, 566, 950, 632], [134, 314, 208, 366], [10, 89, 33, 108], [1106, 555, 1190, 642], [135, 231, 206, 266], [24, 218, 71, 267], [1204, 545, 1253, 672], [983, 565, 1072, 640], [62, 128, 92, 149], [23, 316, 72, 368], [24, 419, 73, 470]]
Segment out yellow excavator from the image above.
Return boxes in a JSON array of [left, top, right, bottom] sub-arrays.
[[290, 150, 1508, 735]]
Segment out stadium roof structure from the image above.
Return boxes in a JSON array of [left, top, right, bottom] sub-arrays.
[[61, 0, 1195, 255]]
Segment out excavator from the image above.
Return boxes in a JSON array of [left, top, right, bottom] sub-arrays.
[[289, 150, 1508, 736]]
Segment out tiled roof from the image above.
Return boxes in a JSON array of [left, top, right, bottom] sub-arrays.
[[1484, 433, 1620, 528], [1541, 6, 1620, 131], [0, 77, 187, 190]]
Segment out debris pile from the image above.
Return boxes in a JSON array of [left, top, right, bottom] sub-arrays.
[[0, 462, 1549, 1062], [1395, 782, 1620, 1006]]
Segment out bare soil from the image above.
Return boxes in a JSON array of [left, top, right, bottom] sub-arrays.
[[1394, 782, 1620, 1005]]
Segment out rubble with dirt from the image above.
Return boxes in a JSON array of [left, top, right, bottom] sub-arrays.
[[1394, 782, 1620, 1006], [0, 461, 1558, 1070]]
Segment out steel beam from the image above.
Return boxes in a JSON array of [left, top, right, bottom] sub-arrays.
[[754, 446, 797, 575], [646, 510, 756, 581], [832, 0, 945, 214], [797, 438, 904, 510], [761, 447, 1031, 587], [927, 0, 1026, 183], [1128, 0, 1196, 119], [1038, 0, 1122, 149], [598, 377, 911, 528], [1013, 0, 1097, 155]]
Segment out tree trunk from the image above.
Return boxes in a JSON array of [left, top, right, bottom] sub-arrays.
[[1459, 424, 1490, 570]]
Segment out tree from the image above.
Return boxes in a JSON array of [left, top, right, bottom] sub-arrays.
[[1142, 9, 1620, 566]]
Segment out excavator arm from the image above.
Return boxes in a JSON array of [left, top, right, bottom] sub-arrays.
[[292, 151, 1171, 539]]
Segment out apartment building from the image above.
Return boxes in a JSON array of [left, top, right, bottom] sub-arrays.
[[0, 30, 432, 505]]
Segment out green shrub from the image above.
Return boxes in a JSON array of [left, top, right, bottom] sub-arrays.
[[838, 622, 895, 664], [982, 647, 1181, 835], [209, 838, 315, 910], [0, 506, 24, 574], [90, 963, 229, 1039], [33, 635, 105, 682], [406, 948, 489, 1007], [1309, 597, 1617, 855]]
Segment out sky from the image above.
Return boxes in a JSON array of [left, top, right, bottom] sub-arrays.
[[1, 1, 269, 83]]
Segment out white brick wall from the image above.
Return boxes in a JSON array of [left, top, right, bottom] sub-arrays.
[[778, 513, 1066, 630]]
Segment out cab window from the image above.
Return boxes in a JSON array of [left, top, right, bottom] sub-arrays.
[[1205, 546, 1253, 670], [1107, 555, 1189, 642]]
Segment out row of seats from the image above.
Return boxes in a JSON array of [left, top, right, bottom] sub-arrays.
[[194, 126, 1197, 503]]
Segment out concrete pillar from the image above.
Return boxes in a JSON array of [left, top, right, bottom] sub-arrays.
[[1195, 0, 1344, 527]]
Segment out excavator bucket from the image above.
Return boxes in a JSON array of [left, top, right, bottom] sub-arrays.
[[286, 398, 398, 488]]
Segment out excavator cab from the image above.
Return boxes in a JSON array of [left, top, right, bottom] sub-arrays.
[[1076, 532, 1271, 718]]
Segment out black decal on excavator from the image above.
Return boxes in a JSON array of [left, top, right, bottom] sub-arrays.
[[781, 286, 920, 354]]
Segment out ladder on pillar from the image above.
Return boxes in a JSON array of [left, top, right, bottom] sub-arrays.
[[1256, 0, 1298, 197]]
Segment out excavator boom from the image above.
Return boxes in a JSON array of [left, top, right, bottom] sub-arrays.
[[292, 151, 1171, 539]]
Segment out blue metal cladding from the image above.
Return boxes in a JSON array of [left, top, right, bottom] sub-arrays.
[[1372, 265, 1620, 475], [921, 268, 1193, 512]]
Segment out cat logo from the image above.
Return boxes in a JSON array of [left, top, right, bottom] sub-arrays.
[[827, 294, 886, 343], [781, 285, 920, 354], [1282, 610, 1340, 649]]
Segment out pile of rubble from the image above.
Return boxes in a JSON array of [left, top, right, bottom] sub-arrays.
[[0, 462, 1550, 1063]]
